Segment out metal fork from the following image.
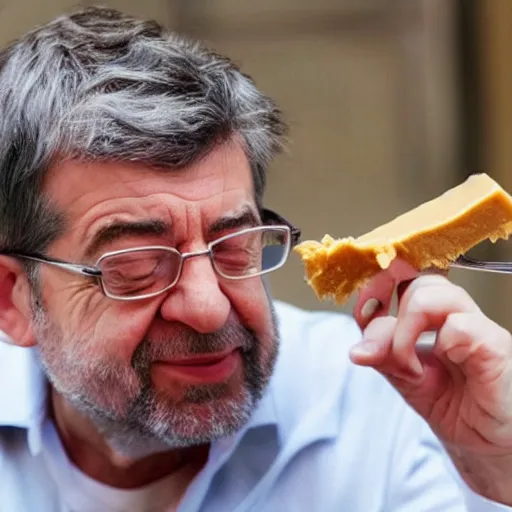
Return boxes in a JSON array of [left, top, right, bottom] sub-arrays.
[[451, 254, 512, 274]]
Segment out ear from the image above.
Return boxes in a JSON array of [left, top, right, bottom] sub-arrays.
[[0, 256, 36, 347]]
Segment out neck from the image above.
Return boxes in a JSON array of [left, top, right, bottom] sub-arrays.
[[50, 389, 209, 489]]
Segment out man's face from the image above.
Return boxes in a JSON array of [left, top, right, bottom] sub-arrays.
[[32, 141, 279, 453]]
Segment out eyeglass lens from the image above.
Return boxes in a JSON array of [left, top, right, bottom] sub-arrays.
[[98, 228, 290, 298]]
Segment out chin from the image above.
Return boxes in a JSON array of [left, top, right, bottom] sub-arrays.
[[141, 385, 256, 449]]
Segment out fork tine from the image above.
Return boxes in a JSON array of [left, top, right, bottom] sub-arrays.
[[451, 254, 512, 274]]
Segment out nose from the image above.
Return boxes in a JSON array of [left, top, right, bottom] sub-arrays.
[[159, 252, 231, 333]]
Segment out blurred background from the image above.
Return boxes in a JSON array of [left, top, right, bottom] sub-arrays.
[[2, 0, 512, 328]]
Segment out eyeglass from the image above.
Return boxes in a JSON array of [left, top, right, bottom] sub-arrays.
[[5, 209, 301, 301]]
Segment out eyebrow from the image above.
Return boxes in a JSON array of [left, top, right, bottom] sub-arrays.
[[207, 207, 261, 238], [84, 220, 170, 259]]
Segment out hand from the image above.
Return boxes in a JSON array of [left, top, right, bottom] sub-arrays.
[[349, 260, 512, 504]]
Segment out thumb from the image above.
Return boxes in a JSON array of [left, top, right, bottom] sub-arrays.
[[349, 315, 396, 366]]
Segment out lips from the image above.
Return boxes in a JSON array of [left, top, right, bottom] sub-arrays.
[[152, 349, 241, 384], [165, 350, 235, 366]]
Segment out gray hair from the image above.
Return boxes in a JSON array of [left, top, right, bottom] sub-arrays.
[[0, 6, 287, 254]]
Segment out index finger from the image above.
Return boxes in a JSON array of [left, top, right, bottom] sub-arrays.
[[391, 277, 480, 372]]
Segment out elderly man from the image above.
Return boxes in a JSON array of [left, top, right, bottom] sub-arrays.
[[0, 6, 511, 511]]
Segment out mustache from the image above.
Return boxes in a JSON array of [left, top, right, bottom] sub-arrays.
[[132, 321, 256, 369]]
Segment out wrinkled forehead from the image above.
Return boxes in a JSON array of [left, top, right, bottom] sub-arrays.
[[42, 142, 257, 252], [45, 141, 254, 210]]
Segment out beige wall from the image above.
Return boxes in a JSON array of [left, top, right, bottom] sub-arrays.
[[184, 0, 493, 317], [478, 1, 512, 329], [0, 1, 504, 323]]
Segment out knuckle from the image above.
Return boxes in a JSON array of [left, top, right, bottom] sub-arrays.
[[490, 322, 512, 352], [443, 312, 469, 336], [443, 312, 511, 352], [402, 274, 449, 302], [452, 283, 477, 303], [404, 280, 477, 315], [446, 283, 478, 309], [406, 287, 432, 314], [413, 273, 449, 289]]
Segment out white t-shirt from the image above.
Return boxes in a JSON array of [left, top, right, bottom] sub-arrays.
[[40, 418, 193, 512]]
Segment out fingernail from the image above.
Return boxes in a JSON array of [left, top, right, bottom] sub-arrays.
[[350, 340, 379, 356], [361, 298, 381, 319]]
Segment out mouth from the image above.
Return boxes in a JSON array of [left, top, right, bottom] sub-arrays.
[[152, 348, 241, 385]]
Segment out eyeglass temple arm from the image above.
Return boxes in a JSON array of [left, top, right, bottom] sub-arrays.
[[261, 208, 301, 245], [2, 252, 102, 277]]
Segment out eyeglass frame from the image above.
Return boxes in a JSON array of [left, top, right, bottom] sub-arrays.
[[2, 208, 301, 301]]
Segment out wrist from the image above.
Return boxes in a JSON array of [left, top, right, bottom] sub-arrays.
[[446, 445, 512, 506]]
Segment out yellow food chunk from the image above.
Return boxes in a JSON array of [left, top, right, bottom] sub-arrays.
[[294, 173, 512, 304]]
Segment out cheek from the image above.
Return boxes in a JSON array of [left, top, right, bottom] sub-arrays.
[[222, 278, 274, 337], [35, 303, 158, 415], [42, 286, 160, 363]]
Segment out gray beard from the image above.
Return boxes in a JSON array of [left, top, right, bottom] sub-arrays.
[[31, 295, 279, 459]]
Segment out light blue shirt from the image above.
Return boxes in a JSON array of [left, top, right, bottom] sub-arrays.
[[1, 300, 511, 511]]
